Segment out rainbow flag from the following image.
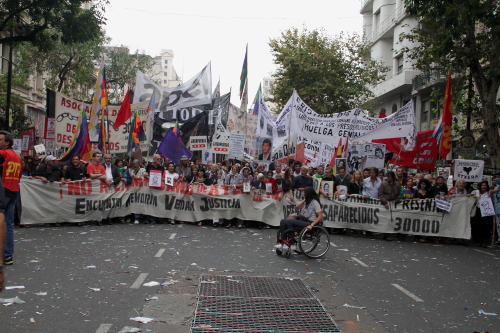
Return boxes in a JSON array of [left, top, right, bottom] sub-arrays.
[[59, 108, 91, 162], [89, 59, 107, 143], [127, 112, 147, 154], [239, 45, 248, 99]]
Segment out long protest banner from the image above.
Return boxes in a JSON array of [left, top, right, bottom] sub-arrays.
[[21, 179, 473, 239], [290, 91, 416, 149]]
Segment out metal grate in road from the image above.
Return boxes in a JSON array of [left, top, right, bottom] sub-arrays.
[[191, 275, 341, 333], [199, 275, 314, 299]]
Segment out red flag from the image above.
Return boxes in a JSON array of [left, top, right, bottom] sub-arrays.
[[439, 71, 453, 158], [113, 90, 132, 130]]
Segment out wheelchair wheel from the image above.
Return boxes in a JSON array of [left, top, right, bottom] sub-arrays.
[[280, 229, 299, 259], [298, 226, 330, 258]]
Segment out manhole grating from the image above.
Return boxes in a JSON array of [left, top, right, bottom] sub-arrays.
[[191, 275, 341, 333], [199, 275, 315, 299]]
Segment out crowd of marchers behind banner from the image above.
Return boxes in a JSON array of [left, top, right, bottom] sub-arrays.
[[17, 150, 500, 248]]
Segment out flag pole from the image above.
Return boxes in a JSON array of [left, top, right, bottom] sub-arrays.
[[287, 90, 295, 163]]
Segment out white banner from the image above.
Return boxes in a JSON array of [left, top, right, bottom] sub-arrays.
[[20, 179, 474, 239], [349, 143, 385, 169], [271, 134, 297, 162], [290, 91, 416, 149], [454, 159, 485, 182], [54, 91, 151, 153], [133, 62, 212, 111]]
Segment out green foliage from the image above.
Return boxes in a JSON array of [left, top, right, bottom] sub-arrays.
[[0, 74, 29, 135], [104, 48, 157, 104], [0, 0, 108, 51], [15, 32, 107, 100], [402, 0, 500, 167], [268, 27, 389, 114]]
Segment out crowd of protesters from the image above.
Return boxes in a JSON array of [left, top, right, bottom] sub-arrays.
[[2, 129, 500, 266]]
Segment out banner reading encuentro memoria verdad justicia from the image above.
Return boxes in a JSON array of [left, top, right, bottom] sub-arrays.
[[20, 179, 473, 239]]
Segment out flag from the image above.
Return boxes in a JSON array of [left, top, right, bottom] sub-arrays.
[[379, 110, 387, 118], [113, 90, 132, 130], [89, 58, 106, 143], [252, 83, 262, 115], [437, 71, 453, 159], [59, 108, 91, 162], [172, 121, 181, 138], [239, 45, 248, 99], [329, 138, 343, 169], [211, 79, 220, 109], [127, 112, 147, 154], [158, 128, 193, 164], [240, 79, 248, 112]]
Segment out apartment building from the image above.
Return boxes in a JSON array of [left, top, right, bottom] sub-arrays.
[[150, 49, 182, 88], [360, 0, 448, 136]]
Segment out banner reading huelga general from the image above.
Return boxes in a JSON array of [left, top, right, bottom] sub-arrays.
[[290, 91, 416, 150], [21, 179, 473, 239]]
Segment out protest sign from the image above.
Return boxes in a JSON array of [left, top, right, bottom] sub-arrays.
[[44, 117, 55, 139], [13, 139, 22, 154], [149, 170, 162, 187], [229, 133, 245, 158], [34, 144, 46, 156], [435, 197, 453, 212], [189, 136, 208, 151], [290, 91, 416, 149], [454, 159, 484, 182], [254, 137, 273, 161], [133, 62, 212, 113], [321, 181, 334, 197], [257, 94, 288, 140], [479, 197, 495, 217], [20, 180, 474, 239], [212, 118, 230, 153]]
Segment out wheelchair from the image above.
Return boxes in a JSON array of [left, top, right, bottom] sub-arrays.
[[275, 223, 330, 259]]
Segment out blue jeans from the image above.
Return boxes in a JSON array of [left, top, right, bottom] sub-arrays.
[[4, 196, 16, 258], [278, 218, 310, 240]]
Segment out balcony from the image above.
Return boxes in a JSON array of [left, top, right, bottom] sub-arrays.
[[371, 69, 419, 99], [360, 0, 372, 11], [412, 71, 446, 91], [367, 5, 407, 44]]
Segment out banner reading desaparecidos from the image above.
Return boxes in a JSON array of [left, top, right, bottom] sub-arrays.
[[54, 91, 150, 153], [454, 159, 485, 182], [21, 179, 473, 239], [290, 91, 416, 150], [133, 62, 212, 112]]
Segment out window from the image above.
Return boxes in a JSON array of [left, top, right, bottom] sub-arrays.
[[165, 60, 168, 64], [433, 100, 442, 119], [395, 55, 403, 74], [421, 100, 429, 122], [164, 65, 168, 70], [164, 72, 167, 76], [392, 104, 397, 113], [164, 80, 167, 84]]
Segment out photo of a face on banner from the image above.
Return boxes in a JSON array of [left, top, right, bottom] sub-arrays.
[[255, 137, 273, 161]]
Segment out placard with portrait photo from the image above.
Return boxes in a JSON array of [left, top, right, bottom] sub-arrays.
[[321, 181, 334, 197]]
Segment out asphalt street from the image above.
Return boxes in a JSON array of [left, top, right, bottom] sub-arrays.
[[1, 223, 499, 333]]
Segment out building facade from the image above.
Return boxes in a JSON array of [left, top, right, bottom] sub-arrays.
[[361, 0, 447, 135], [150, 49, 182, 88]]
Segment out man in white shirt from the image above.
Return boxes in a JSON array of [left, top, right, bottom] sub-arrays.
[[273, 161, 284, 179], [362, 167, 382, 239]]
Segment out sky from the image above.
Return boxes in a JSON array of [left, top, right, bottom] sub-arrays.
[[104, 0, 363, 107]]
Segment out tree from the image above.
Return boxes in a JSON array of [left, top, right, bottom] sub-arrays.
[[104, 47, 158, 104], [402, 0, 500, 168], [0, 0, 108, 50], [268, 27, 389, 114], [0, 73, 30, 135], [15, 33, 107, 100]]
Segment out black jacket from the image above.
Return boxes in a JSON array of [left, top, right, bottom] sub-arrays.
[[101, 163, 122, 185]]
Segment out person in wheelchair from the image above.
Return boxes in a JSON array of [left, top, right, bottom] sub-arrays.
[[276, 186, 323, 250]]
